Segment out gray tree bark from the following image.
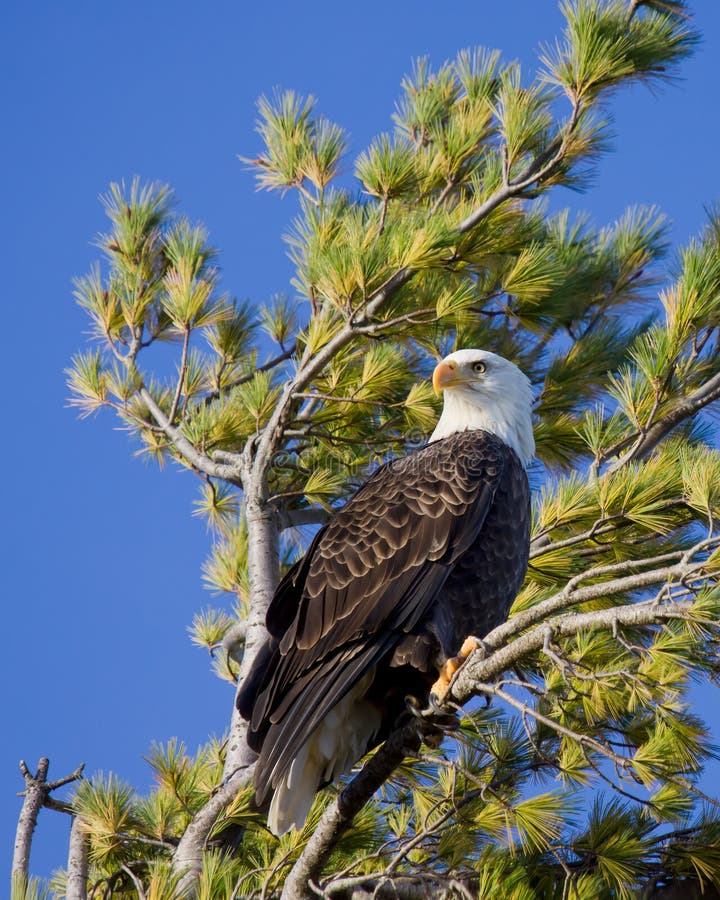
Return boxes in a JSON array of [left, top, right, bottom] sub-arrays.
[[223, 495, 280, 776], [65, 815, 89, 900], [12, 758, 50, 885], [12, 758, 84, 896], [173, 493, 280, 892]]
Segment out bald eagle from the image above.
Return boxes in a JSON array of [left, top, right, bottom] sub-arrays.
[[237, 349, 534, 835]]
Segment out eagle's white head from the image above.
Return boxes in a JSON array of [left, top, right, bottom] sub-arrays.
[[428, 349, 535, 465]]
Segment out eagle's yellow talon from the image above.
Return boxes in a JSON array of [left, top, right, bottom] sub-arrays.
[[431, 637, 483, 702], [459, 636, 482, 658]]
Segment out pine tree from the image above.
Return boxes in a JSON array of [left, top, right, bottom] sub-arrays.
[[15, 2, 720, 897]]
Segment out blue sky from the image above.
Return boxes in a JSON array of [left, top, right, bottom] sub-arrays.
[[3, 0, 720, 884]]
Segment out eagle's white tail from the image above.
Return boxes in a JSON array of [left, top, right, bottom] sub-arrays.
[[268, 673, 381, 835]]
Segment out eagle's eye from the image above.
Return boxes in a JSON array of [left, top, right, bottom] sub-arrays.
[[472, 361, 486, 375]]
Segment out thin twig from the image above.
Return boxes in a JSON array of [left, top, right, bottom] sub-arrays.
[[167, 327, 190, 425], [204, 343, 298, 403]]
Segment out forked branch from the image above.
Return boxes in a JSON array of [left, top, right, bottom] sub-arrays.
[[12, 759, 84, 889]]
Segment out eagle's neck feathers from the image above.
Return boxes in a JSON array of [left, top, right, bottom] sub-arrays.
[[429, 385, 534, 465]]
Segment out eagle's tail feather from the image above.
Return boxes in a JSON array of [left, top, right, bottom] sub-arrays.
[[266, 674, 381, 836]]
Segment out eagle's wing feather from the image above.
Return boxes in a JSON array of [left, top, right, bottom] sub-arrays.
[[247, 434, 509, 802], [258, 639, 396, 790]]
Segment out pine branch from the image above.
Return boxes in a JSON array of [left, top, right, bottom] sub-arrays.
[[605, 370, 720, 474], [248, 268, 414, 486], [353, 308, 437, 335], [530, 518, 624, 556], [67, 12, 709, 898], [321, 874, 476, 899], [503, 541, 715, 646], [530, 497, 685, 556], [137, 386, 244, 484]]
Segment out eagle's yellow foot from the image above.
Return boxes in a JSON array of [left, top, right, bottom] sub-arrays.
[[430, 660, 460, 703], [430, 636, 484, 703]]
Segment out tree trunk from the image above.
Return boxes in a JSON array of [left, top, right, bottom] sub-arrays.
[[173, 492, 280, 893], [223, 495, 280, 777], [65, 815, 89, 900]]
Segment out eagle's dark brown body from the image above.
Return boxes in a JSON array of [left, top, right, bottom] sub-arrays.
[[237, 429, 530, 832]]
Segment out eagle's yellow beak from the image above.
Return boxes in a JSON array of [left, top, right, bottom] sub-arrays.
[[432, 359, 463, 395]]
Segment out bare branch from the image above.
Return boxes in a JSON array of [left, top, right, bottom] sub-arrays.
[[13, 758, 84, 887], [223, 500, 282, 781], [429, 177, 458, 215], [121, 864, 147, 899], [47, 763, 86, 793], [278, 507, 331, 529], [13, 758, 49, 884], [43, 797, 73, 814], [324, 874, 474, 899]]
